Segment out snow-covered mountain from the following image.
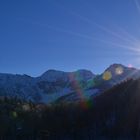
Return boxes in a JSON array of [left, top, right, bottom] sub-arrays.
[[56, 64, 140, 103], [0, 69, 95, 103], [0, 64, 139, 103], [89, 64, 140, 89]]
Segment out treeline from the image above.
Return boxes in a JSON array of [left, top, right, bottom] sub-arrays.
[[0, 78, 140, 139]]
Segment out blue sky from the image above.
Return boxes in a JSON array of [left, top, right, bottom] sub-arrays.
[[0, 0, 140, 76]]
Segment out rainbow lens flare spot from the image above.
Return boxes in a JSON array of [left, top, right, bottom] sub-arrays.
[[103, 71, 112, 80]]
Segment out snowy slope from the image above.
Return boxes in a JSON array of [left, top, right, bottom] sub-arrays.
[[0, 64, 139, 104], [0, 70, 95, 103]]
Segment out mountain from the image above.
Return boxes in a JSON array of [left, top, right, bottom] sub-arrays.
[[0, 64, 140, 104], [90, 78, 140, 138], [1, 77, 140, 139], [0, 69, 95, 103], [54, 78, 140, 139], [39, 69, 95, 82], [90, 63, 140, 89], [56, 64, 140, 103]]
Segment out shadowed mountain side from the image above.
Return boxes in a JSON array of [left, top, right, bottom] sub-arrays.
[[1, 78, 140, 139]]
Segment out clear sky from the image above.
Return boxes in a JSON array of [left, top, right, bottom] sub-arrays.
[[0, 0, 140, 76]]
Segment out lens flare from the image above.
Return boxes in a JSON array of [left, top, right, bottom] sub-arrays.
[[128, 64, 133, 68], [103, 71, 112, 80], [68, 72, 94, 110], [115, 67, 123, 75]]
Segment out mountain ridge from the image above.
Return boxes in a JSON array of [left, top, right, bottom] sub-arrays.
[[0, 63, 139, 103]]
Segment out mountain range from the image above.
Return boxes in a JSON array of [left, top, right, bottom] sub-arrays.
[[0, 64, 139, 103]]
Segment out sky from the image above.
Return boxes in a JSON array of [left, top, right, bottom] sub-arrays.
[[1, 0, 140, 76]]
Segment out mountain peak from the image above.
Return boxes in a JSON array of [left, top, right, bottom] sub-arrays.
[[39, 69, 66, 82], [74, 69, 95, 80], [107, 63, 125, 69], [105, 63, 137, 73], [75, 69, 94, 73], [38, 69, 95, 82], [42, 69, 65, 75]]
